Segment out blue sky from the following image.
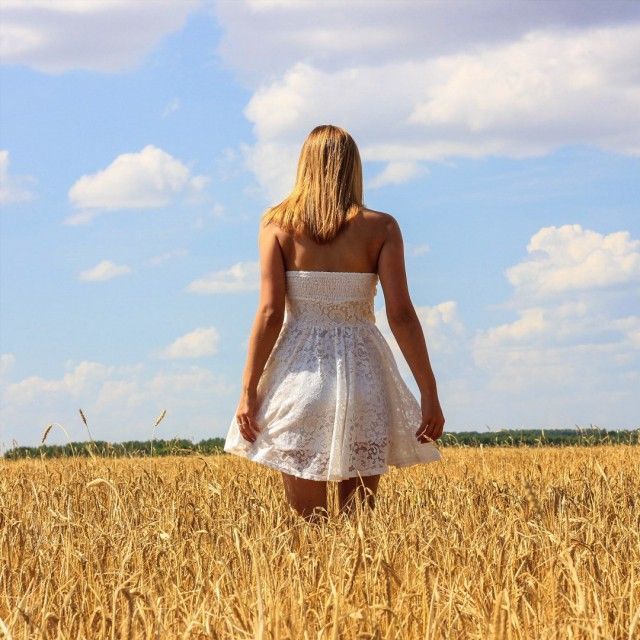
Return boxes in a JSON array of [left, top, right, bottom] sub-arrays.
[[1, 0, 639, 449]]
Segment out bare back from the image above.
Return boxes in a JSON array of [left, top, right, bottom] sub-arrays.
[[274, 208, 387, 274], [272, 207, 414, 323]]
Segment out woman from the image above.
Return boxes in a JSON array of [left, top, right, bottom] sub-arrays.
[[224, 124, 445, 522]]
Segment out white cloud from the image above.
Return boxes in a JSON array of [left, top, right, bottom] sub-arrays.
[[505, 224, 640, 300], [214, 146, 247, 184], [407, 26, 640, 157], [239, 140, 299, 203], [369, 224, 639, 429], [0, 353, 16, 377], [78, 259, 131, 282], [473, 225, 640, 397], [5, 360, 115, 405], [476, 307, 548, 346], [161, 97, 181, 118], [610, 316, 640, 349], [146, 248, 189, 267], [186, 260, 260, 294], [215, 1, 640, 85], [63, 210, 96, 226], [191, 202, 231, 230], [157, 327, 220, 359], [410, 243, 430, 256], [367, 161, 428, 189], [215, 1, 640, 199], [211, 202, 226, 218], [0, 0, 203, 73], [404, 300, 461, 331], [375, 299, 468, 376], [0, 358, 235, 447], [0, 150, 36, 205], [65, 144, 210, 224]]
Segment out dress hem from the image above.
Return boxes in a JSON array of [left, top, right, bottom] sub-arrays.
[[223, 446, 441, 482]]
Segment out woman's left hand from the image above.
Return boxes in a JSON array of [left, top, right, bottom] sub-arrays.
[[235, 390, 261, 443]]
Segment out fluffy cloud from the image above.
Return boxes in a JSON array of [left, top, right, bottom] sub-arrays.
[[215, 1, 640, 85], [5, 360, 115, 405], [368, 161, 428, 189], [0, 150, 35, 205], [0, 0, 203, 73], [157, 327, 221, 359], [505, 224, 640, 299], [0, 353, 16, 377], [0, 357, 235, 448], [370, 224, 638, 429], [473, 225, 640, 402], [78, 259, 131, 282], [186, 261, 260, 294], [213, 2, 640, 200], [146, 248, 189, 267], [65, 144, 210, 225], [406, 26, 640, 157], [161, 97, 182, 118], [191, 202, 233, 230], [375, 299, 469, 388], [410, 243, 430, 257]]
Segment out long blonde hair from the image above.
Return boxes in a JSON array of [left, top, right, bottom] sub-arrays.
[[261, 124, 365, 244]]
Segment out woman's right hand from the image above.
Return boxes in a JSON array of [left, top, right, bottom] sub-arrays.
[[416, 392, 445, 443]]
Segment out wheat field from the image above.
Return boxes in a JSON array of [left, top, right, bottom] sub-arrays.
[[1, 445, 638, 639]]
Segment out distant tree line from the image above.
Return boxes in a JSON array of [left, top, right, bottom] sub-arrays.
[[438, 427, 638, 448], [3, 428, 638, 460], [4, 438, 226, 460]]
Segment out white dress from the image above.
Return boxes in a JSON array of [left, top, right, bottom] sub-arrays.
[[223, 270, 442, 481]]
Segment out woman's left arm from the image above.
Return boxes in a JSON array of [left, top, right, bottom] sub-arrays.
[[235, 220, 286, 442]]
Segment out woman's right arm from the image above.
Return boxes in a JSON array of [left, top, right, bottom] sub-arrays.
[[377, 214, 445, 443]]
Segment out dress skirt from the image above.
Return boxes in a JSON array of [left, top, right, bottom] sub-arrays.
[[223, 271, 442, 482]]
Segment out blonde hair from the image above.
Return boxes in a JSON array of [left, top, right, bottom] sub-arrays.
[[261, 124, 365, 244]]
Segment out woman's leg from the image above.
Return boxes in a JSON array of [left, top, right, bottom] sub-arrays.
[[337, 473, 381, 515], [281, 472, 329, 523]]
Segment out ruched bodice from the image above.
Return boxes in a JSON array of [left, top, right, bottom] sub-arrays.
[[224, 269, 442, 481], [284, 270, 377, 327]]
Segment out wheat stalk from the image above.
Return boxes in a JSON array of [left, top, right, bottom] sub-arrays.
[[150, 409, 167, 457]]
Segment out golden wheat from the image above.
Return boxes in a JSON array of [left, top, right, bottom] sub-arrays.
[[1, 445, 638, 639]]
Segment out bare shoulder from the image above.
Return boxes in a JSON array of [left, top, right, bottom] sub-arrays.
[[360, 207, 399, 238], [259, 217, 277, 232], [360, 206, 392, 221], [361, 207, 396, 225], [259, 217, 284, 244]]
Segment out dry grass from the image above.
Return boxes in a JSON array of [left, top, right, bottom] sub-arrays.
[[1, 445, 638, 639]]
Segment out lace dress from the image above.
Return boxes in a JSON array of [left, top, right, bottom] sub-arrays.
[[223, 270, 442, 481]]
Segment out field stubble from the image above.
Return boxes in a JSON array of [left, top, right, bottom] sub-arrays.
[[1, 445, 638, 639]]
